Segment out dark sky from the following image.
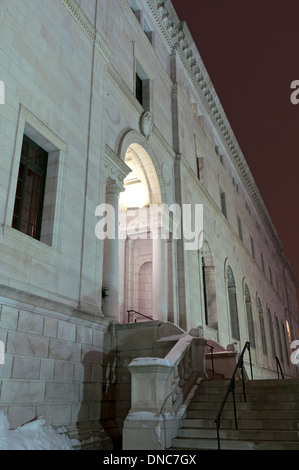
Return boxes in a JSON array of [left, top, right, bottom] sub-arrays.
[[171, 0, 299, 296]]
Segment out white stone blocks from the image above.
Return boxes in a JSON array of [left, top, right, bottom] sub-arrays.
[[43, 318, 58, 338], [8, 405, 37, 429], [7, 331, 49, 358], [40, 359, 55, 381], [45, 382, 79, 404], [50, 404, 72, 427], [12, 356, 40, 380], [0, 299, 105, 433], [1, 380, 45, 404], [18, 310, 44, 336], [48, 339, 81, 362]]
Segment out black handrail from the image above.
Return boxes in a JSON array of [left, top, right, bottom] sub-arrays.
[[127, 309, 154, 323], [214, 341, 253, 450], [275, 356, 285, 379]]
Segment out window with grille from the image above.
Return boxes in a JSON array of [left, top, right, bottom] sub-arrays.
[[12, 135, 48, 240]]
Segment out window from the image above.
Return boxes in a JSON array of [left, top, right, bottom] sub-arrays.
[[275, 316, 284, 363], [220, 188, 227, 218], [281, 323, 290, 366], [201, 241, 218, 329], [227, 266, 240, 340], [135, 62, 150, 110], [250, 236, 255, 259], [268, 308, 276, 359], [245, 284, 255, 348], [197, 157, 204, 182], [261, 252, 265, 273], [136, 72, 143, 105], [12, 135, 48, 240], [237, 214, 243, 241], [258, 298, 267, 355]]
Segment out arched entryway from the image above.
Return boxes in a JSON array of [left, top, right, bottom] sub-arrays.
[[101, 133, 177, 324], [118, 142, 169, 324]]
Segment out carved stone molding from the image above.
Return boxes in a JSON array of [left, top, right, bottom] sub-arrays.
[[104, 144, 131, 190], [140, 111, 153, 139], [61, 0, 113, 63]]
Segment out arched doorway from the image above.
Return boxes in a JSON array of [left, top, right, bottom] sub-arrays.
[[118, 142, 172, 324]]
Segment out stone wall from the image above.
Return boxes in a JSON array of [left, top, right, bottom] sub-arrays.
[[0, 297, 112, 449]]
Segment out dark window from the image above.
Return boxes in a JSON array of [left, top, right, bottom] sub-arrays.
[[250, 236, 255, 259], [261, 252, 265, 273], [136, 73, 143, 106], [220, 189, 227, 218], [227, 266, 240, 340], [237, 215, 243, 241], [12, 135, 48, 240]]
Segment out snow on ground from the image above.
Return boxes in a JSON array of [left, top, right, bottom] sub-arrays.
[[0, 411, 80, 450]]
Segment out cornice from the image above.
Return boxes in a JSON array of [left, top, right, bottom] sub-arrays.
[[61, 0, 113, 63], [148, 1, 290, 262]]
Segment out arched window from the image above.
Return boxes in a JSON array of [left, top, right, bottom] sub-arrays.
[[268, 308, 276, 359], [227, 266, 240, 340], [286, 319, 292, 345], [200, 241, 218, 329], [244, 284, 255, 347], [257, 298, 267, 355], [275, 315, 284, 363], [281, 322, 290, 366]]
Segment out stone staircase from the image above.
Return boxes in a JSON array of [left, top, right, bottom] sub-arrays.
[[171, 378, 299, 450]]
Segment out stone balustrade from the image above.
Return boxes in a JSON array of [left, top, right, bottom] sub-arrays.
[[122, 330, 207, 450]]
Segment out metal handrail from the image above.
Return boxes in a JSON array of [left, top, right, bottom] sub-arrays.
[[214, 341, 253, 450], [127, 309, 154, 323], [275, 356, 285, 379]]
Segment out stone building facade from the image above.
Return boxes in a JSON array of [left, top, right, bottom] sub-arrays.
[[0, 0, 298, 449]]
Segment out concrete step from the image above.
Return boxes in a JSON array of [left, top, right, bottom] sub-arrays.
[[182, 417, 299, 430], [194, 392, 299, 403], [169, 378, 299, 451], [171, 437, 299, 450], [197, 380, 299, 395], [189, 400, 299, 411], [176, 427, 299, 442]]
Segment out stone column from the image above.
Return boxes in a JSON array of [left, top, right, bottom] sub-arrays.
[[166, 232, 180, 324], [124, 237, 135, 320], [152, 227, 167, 322], [102, 180, 122, 321]]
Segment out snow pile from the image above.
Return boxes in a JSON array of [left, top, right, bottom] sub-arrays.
[[0, 412, 80, 450]]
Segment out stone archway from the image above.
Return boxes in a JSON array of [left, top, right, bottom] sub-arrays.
[[118, 141, 168, 324]]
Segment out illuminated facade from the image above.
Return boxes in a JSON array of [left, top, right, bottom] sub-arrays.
[[0, 0, 298, 449]]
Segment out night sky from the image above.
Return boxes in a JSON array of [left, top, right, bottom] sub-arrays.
[[171, 0, 299, 298]]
